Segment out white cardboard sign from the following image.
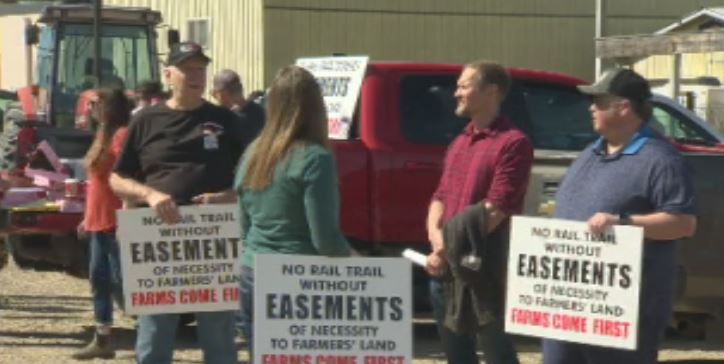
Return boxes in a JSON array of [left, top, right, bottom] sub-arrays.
[[505, 216, 643, 350], [254, 254, 412, 364], [296, 56, 369, 140], [116, 204, 242, 315]]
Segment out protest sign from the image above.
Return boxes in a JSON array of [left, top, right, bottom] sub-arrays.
[[254, 255, 412, 364], [296, 56, 368, 140], [116, 204, 242, 315], [505, 216, 643, 350]]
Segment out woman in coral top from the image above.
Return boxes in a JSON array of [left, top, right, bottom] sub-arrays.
[[72, 88, 131, 360]]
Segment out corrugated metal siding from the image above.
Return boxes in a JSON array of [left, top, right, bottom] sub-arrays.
[[0, 3, 48, 17], [262, 0, 724, 84], [103, 0, 264, 94], [263, 1, 595, 84], [607, 0, 724, 20], [263, 0, 593, 15], [101, 0, 724, 87], [635, 53, 724, 81]]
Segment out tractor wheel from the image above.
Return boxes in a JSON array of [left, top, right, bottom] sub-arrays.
[[0, 237, 8, 271], [2, 107, 22, 133], [0, 110, 21, 171]]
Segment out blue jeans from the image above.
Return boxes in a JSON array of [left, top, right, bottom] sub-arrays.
[[135, 311, 237, 364], [88, 232, 123, 325], [239, 265, 255, 362], [429, 278, 520, 364]]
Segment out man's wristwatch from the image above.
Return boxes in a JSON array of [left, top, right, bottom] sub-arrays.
[[618, 212, 632, 225]]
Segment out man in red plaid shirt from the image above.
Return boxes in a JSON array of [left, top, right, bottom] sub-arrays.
[[426, 60, 534, 364]]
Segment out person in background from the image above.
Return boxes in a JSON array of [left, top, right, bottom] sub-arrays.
[[110, 41, 247, 364], [543, 68, 697, 364], [72, 87, 132, 360], [211, 72, 267, 339], [132, 80, 165, 114], [235, 65, 351, 362], [426, 60, 534, 364], [247, 90, 265, 104], [212, 69, 265, 140]]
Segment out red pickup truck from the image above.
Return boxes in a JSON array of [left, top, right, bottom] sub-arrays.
[[335, 63, 587, 249], [333, 62, 724, 338]]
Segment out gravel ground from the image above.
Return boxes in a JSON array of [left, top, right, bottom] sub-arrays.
[[1, 260, 724, 364]]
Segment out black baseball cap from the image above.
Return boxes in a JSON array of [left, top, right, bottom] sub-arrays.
[[577, 68, 652, 102], [167, 41, 211, 66]]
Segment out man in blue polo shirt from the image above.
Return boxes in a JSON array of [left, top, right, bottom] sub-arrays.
[[543, 68, 697, 364]]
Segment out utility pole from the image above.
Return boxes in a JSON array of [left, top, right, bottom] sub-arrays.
[[594, 0, 607, 80], [671, 53, 681, 100], [93, 0, 102, 88]]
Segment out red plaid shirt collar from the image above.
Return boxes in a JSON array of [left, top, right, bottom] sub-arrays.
[[462, 115, 511, 140]]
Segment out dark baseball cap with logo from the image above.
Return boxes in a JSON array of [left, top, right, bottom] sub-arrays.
[[577, 68, 652, 102], [167, 41, 211, 66]]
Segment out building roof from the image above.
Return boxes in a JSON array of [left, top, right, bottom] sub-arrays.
[[0, 3, 48, 17], [656, 7, 724, 34]]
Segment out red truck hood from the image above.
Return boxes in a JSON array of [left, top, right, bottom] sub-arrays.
[[676, 143, 724, 154], [369, 62, 584, 86]]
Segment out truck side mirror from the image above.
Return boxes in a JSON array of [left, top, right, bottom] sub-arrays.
[[24, 24, 39, 45], [167, 29, 180, 48]]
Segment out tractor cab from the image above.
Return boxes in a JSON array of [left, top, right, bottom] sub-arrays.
[[31, 4, 162, 129], [0, 4, 164, 171]]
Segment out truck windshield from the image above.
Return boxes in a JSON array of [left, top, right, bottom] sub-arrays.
[[53, 23, 154, 128]]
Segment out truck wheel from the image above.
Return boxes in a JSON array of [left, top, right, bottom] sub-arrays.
[[674, 313, 707, 340], [10, 246, 37, 270], [705, 311, 724, 344]]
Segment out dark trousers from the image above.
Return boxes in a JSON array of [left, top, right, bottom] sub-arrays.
[[429, 278, 520, 364]]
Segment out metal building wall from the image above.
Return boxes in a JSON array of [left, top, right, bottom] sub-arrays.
[[631, 12, 724, 82], [0, 15, 37, 91], [99, 0, 724, 88], [0, 4, 45, 90], [635, 53, 724, 82], [103, 0, 265, 93], [262, 0, 724, 84]]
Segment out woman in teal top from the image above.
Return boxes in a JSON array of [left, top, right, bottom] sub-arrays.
[[234, 65, 351, 359]]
